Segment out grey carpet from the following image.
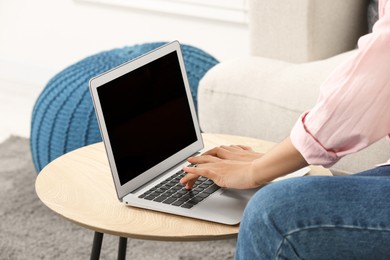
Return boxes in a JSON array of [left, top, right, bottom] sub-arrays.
[[0, 136, 236, 260]]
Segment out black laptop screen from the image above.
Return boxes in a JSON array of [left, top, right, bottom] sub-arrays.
[[97, 51, 197, 185]]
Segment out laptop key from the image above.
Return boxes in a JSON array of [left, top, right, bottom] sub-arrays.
[[162, 197, 177, 204], [204, 180, 214, 185], [144, 195, 156, 200], [172, 200, 186, 206], [197, 192, 210, 198], [154, 196, 168, 202], [140, 168, 220, 209], [188, 197, 203, 205], [181, 203, 194, 209], [203, 184, 220, 194]]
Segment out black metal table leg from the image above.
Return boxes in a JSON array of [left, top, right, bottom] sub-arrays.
[[89, 232, 127, 260], [117, 237, 128, 260], [90, 232, 104, 260]]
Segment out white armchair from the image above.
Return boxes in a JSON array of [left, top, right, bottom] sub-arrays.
[[198, 0, 390, 173]]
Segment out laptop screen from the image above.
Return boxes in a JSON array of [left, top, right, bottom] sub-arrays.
[[96, 50, 197, 186]]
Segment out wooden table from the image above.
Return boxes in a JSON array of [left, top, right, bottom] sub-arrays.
[[35, 133, 332, 259]]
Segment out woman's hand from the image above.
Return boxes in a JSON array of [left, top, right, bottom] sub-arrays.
[[203, 145, 262, 161], [180, 138, 309, 190], [180, 145, 263, 190], [180, 155, 259, 190]]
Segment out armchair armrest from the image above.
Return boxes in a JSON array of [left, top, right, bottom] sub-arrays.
[[249, 0, 370, 63]]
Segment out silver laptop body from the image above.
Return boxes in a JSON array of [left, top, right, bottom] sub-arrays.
[[89, 41, 260, 225]]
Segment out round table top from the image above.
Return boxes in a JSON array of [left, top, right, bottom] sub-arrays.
[[35, 133, 332, 241]]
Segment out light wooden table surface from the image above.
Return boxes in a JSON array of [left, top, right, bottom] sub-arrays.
[[35, 133, 332, 242]]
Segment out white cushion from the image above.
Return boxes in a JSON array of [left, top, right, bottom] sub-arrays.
[[198, 51, 353, 141], [198, 50, 390, 173]]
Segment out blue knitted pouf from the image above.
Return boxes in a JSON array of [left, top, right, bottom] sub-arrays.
[[30, 42, 218, 173]]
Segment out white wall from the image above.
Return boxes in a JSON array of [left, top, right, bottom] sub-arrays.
[[0, 0, 249, 88]]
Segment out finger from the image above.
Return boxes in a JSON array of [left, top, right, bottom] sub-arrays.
[[180, 173, 199, 190], [187, 155, 221, 164], [203, 145, 254, 155], [182, 165, 213, 180], [212, 145, 252, 152], [203, 147, 233, 159], [236, 145, 254, 151], [202, 147, 220, 156], [221, 145, 242, 152]]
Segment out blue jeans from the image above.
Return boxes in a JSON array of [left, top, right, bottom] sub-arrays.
[[235, 166, 390, 259]]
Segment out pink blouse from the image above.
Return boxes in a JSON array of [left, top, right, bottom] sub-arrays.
[[290, 0, 390, 168]]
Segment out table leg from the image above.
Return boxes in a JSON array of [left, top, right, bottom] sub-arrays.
[[117, 237, 127, 260], [90, 232, 104, 260]]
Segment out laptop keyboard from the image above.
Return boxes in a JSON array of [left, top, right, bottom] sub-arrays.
[[139, 170, 220, 209]]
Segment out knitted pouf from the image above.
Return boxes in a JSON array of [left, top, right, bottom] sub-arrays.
[[30, 42, 218, 173]]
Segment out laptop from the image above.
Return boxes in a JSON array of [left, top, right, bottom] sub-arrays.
[[89, 41, 308, 225]]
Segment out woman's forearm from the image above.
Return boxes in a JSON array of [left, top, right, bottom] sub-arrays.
[[250, 137, 309, 186]]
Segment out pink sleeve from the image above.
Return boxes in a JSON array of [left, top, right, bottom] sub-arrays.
[[290, 0, 390, 168]]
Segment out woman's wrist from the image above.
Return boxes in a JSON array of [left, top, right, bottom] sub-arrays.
[[250, 137, 308, 186]]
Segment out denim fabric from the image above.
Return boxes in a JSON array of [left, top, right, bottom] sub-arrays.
[[236, 166, 390, 259]]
